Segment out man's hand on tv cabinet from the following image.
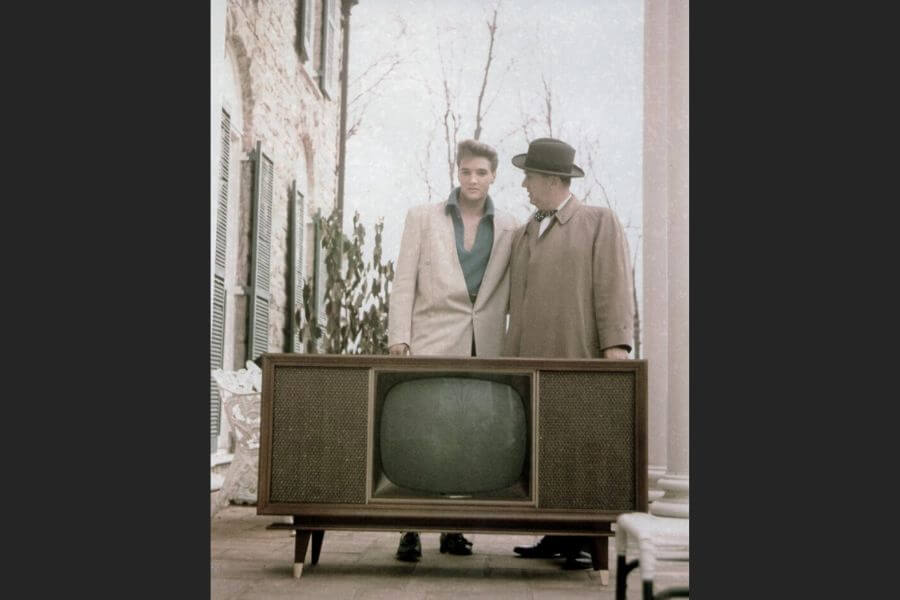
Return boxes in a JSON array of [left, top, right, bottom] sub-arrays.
[[389, 343, 411, 356], [601, 346, 629, 360]]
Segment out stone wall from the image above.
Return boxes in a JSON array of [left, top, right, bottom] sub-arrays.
[[225, 0, 344, 355]]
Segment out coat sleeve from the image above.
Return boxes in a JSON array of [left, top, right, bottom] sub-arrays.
[[387, 207, 422, 348], [592, 209, 635, 353], [502, 221, 528, 356], [501, 214, 521, 316]]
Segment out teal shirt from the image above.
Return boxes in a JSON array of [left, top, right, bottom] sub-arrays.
[[445, 188, 494, 304]]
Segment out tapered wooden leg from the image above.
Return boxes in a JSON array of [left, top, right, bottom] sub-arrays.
[[293, 530, 312, 578], [311, 530, 325, 566], [589, 536, 610, 585]]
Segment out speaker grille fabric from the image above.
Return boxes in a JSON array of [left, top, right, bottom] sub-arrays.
[[538, 371, 634, 510], [270, 367, 368, 504]]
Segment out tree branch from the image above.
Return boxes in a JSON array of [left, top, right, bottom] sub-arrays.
[[482, 58, 515, 122], [441, 70, 460, 188], [473, 6, 499, 140], [418, 136, 436, 204], [541, 72, 553, 137], [349, 54, 403, 108], [582, 144, 612, 209], [345, 17, 408, 140]]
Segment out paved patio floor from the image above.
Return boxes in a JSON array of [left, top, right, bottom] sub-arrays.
[[211, 500, 689, 599]]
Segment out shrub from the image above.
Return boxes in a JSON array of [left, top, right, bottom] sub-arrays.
[[298, 208, 394, 354]]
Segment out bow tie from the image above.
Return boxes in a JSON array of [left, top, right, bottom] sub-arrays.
[[533, 209, 557, 222]]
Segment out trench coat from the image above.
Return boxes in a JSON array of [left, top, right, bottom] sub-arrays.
[[387, 199, 519, 357], [502, 196, 634, 358]]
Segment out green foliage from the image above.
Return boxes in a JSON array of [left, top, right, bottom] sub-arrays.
[[298, 208, 394, 355]]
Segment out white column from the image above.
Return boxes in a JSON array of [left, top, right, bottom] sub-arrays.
[[650, 0, 689, 519], [642, 0, 670, 503]]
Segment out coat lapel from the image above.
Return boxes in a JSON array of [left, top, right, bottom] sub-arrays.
[[436, 202, 469, 298], [473, 215, 505, 310]]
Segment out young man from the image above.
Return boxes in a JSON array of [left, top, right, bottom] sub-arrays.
[[504, 137, 635, 569], [387, 139, 519, 561]]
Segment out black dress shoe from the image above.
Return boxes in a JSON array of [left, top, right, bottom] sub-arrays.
[[396, 531, 422, 562], [513, 535, 563, 558], [439, 533, 473, 555]]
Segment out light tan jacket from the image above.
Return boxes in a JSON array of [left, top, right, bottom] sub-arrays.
[[388, 200, 519, 357], [503, 196, 634, 358]]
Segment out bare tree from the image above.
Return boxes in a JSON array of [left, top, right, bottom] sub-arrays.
[[512, 69, 555, 144], [473, 6, 500, 140], [434, 0, 507, 190], [347, 17, 409, 141], [347, 54, 403, 140], [440, 64, 461, 187]]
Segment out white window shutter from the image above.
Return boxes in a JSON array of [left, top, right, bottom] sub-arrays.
[[211, 109, 230, 451]]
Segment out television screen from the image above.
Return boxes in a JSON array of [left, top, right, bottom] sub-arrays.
[[379, 376, 527, 496], [371, 369, 533, 501]]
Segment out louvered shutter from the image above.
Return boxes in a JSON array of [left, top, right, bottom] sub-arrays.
[[320, 0, 337, 98], [299, 0, 314, 62], [288, 180, 306, 352], [211, 109, 230, 452], [247, 141, 273, 362]]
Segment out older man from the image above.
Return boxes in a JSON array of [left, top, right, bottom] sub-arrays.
[[387, 138, 519, 561], [503, 137, 635, 568]]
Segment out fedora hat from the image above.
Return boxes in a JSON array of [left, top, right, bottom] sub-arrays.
[[511, 137, 584, 178]]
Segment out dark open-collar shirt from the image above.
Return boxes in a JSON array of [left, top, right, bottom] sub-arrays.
[[445, 187, 495, 304]]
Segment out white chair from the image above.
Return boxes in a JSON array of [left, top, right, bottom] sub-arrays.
[[211, 361, 263, 515], [615, 512, 689, 599]]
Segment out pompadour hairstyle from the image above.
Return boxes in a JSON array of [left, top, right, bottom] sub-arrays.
[[456, 139, 499, 173]]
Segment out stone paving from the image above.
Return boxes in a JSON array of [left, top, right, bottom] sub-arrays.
[[211, 501, 689, 599]]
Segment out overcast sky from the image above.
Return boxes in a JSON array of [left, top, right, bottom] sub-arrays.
[[344, 0, 645, 298]]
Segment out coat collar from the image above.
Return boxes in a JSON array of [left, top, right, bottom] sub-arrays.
[[444, 187, 495, 217], [525, 194, 581, 236], [554, 194, 580, 224]]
